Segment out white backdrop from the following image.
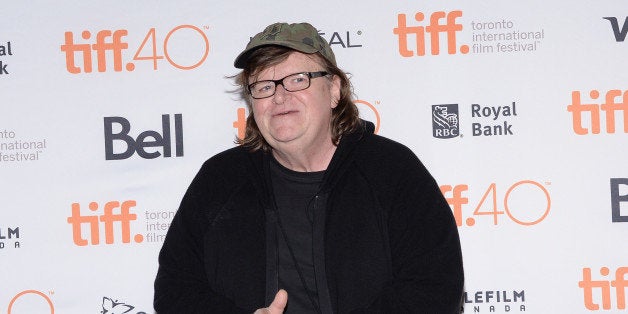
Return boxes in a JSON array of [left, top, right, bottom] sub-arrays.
[[1, 1, 627, 313]]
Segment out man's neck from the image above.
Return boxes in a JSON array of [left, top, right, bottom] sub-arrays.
[[271, 141, 336, 172]]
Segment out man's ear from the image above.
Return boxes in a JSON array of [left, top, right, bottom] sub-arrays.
[[330, 75, 341, 109]]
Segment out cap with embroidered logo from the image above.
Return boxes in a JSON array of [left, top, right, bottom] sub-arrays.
[[234, 22, 336, 69]]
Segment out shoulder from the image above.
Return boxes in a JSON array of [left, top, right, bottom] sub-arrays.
[[348, 133, 437, 189], [178, 146, 264, 217], [355, 133, 420, 165], [207, 145, 254, 164], [199, 146, 259, 174], [188, 146, 262, 192]]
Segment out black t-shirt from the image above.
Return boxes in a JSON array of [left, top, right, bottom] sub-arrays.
[[270, 157, 324, 314]]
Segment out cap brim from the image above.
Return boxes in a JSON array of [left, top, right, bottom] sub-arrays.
[[234, 40, 320, 69]]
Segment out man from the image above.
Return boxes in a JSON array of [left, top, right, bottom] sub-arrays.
[[154, 22, 464, 313]]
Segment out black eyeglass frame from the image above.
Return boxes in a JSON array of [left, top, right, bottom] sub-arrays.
[[247, 71, 329, 99]]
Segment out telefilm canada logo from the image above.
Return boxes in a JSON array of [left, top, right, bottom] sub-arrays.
[[462, 289, 526, 312], [0, 226, 20, 249]]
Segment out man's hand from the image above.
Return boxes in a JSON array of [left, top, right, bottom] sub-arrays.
[[253, 289, 288, 314]]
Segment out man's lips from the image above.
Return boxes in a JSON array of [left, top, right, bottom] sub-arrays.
[[273, 110, 297, 117]]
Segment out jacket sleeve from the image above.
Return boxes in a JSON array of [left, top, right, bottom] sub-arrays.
[[153, 163, 251, 314], [355, 150, 464, 313]]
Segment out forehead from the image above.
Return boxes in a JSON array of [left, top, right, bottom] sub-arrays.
[[252, 51, 324, 81]]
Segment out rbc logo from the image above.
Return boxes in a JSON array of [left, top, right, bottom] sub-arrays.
[[104, 114, 183, 160], [432, 104, 459, 138]]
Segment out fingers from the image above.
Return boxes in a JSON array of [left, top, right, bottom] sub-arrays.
[[268, 289, 288, 311], [253, 290, 288, 314]]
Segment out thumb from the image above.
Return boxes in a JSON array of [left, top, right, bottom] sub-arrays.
[[268, 289, 288, 312]]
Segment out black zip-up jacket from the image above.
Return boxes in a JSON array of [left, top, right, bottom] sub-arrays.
[[154, 121, 464, 313]]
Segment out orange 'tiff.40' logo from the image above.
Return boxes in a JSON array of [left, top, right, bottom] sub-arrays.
[[60, 25, 210, 74], [67, 200, 143, 246], [579, 267, 628, 310], [440, 180, 551, 227], [393, 10, 469, 57], [4, 290, 55, 314], [567, 89, 628, 135]]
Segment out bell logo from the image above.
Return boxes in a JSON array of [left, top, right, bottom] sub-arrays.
[[104, 114, 183, 160], [567, 89, 628, 135], [611, 178, 628, 222], [579, 267, 628, 310], [67, 200, 144, 246], [393, 10, 469, 57]]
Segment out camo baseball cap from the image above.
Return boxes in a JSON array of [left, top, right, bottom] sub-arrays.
[[234, 22, 337, 69]]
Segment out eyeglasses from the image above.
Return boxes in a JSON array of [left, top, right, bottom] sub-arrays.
[[248, 71, 329, 99]]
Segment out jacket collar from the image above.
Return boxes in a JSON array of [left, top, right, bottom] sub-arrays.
[[246, 119, 375, 195], [319, 119, 375, 193]]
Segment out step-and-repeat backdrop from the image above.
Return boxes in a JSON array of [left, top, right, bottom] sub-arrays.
[[1, 1, 626, 313]]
